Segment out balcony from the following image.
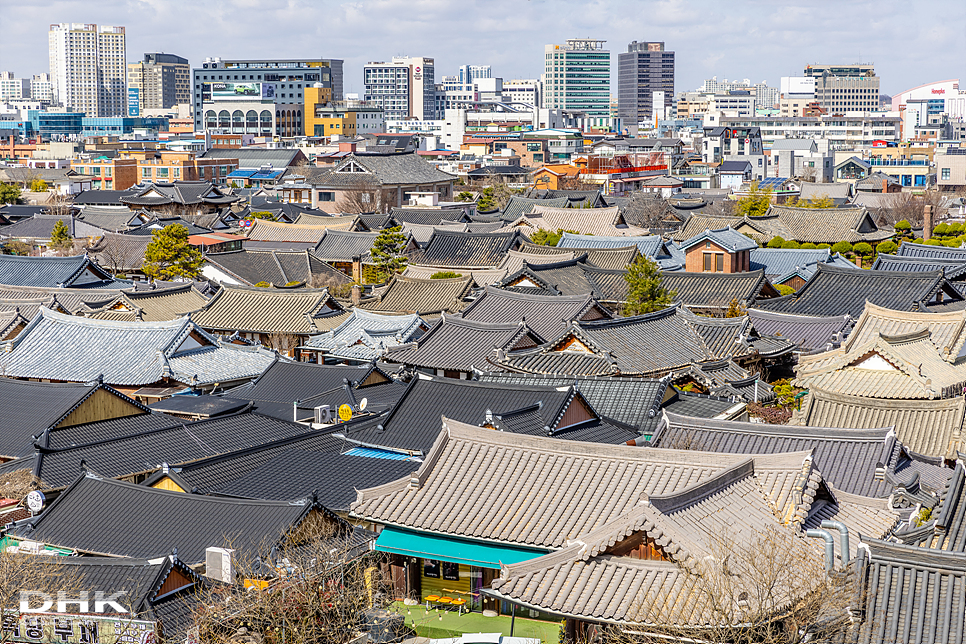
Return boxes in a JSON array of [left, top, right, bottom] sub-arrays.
[[868, 158, 930, 167]]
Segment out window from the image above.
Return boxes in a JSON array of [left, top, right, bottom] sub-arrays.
[[442, 562, 460, 581], [319, 191, 335, 202], [942, 168, 951, 180], [423, 560, 440, 578], [703, 253, 712, 271], [716, 253, 724, 272]]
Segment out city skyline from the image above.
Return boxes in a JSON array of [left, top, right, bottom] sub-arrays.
[[1, 0, 963, 100]]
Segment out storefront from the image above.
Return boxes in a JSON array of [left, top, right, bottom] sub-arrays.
[[375, 526, 548, 615]]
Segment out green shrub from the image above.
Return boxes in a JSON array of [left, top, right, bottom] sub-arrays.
[[430, 271, 461, 279], [766, 236, 785, 248], [800, 242, 817, 249], [875, 240, 897, 255], [894, 219, 912, 231], [830, 241, 852, 254], [780, 240, 801, 249], [776, 283, 795, 296]]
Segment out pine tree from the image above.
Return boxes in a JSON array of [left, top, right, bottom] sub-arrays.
[[142, 224, 203, 281], [369, 226, 408, 282], [623, 255, 676, 316], [49, 219, 73, 255]]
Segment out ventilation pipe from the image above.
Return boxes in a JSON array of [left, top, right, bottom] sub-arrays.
[[806, 529, 835, 571], [820, 520, 850, 566]]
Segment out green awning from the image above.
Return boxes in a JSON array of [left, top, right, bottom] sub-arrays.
[[375, 526, 548, 569]]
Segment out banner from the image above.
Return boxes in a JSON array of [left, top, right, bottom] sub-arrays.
[[204, 82, 274, 101], [2, 611, 157, 644]]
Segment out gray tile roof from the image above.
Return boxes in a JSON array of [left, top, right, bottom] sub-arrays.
[[900, 461, 966, 552], [842, 301, 966, 356], [511, 205, 647, 237], [82, 283, 208, 323], [896, 240, 966, 261], [361, 275, 473, 315], [0, 214, 107, 240], [853, 538, 966, 644], [301, 309, 427, 362], [409, 230, 523, 268], [0, 307, 275, 387], [400, 222, 467, 244], [389, 207, 469, 225], [9, 473, 339, 564], [749, 247, 852, 279], [662, 269, 777, 310], [759, 264, 964, 317], [652, 411, 927, 498], [679, 226, 758, 253], [192, 284, 346, 335], [87, 232, 151, 272], [227, 359, 394, 403], [557, 232, 665, 257], [746, 307, 851, 352], [798, 181, 851, 200], [871, 253, 966, 279], [202, 148, 304, 169], [0, 254, 116, 288], [459, 286, 611, 342], [245, 217, 358, 242], [498, 257, 630, 303], [514, 241, 640, 270], [350, 417, 775, 549], [737, 205, 893, 244], [311, 229, 382, 262], [671, 213, 744, 242], [501, 196, 570, 221], [400, 264, 507, 286], [203, 249, 351, 287], [794, 385, 966, 458], [310, 152, 456, 188], [381, 314, 538, 372]]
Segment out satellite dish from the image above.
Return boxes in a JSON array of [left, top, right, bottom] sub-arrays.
[[359, 398, 368, 412], [26, 490, 45, 514]]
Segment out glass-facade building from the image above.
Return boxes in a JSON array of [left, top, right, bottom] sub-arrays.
[[543, 40, 610, 121]]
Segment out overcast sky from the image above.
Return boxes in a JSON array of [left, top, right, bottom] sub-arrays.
[[2, 0, 964, 97]]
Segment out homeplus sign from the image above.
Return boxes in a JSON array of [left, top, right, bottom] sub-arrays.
[[2, 609, 156, 644]]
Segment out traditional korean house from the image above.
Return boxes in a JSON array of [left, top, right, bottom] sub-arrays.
[[459, 286, 611, 342], [407, 230, 524, 269], [871, 253, 966, 280], [734, 204, 893, 246], [78, 283, 208, 322], [389, 207, 470, 226], [299, 309, 428, 364], [360, 275, 474, 317], [506, 204, 648, 237], [312, 229, 418, 280], [118, 181, 239, 214], [750, 247, 859, 290], [0, 254, 119, 289], [201, 248, 351, 288], [554, 233, 676, 269], [497, 257, 630, 310], [746, 307, 852, 354], [660, 268, 780, 313]]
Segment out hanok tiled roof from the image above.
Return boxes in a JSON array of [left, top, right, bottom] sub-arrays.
[[0, 254, 116, 288], [227, 360, 394, 404], [501, 196, 570, 221], [0, 307, 275, 387], [736, 205, 893, 244], [382, 314, 539, 373], [408, 230, 522, 267], [389, 207, 469, 226], [498, 257, 630, 303], [120, 182, 239, 207], [515, 240, 640, 270], [898, 461, 966, 552], [855, 170, 899, 191], [81, 283, 208, 323], [203, 249, 351, 287], [759, 264, 964, 317], [400, 264, 507, 286], [530, 189, 605, 208], [558, 232, 662, 256], [72, 189, 137, 206], [653, 411, 929, 499], [75, 206, 143, 231], [896, 240, 966, 261], [86, 232, 151, 271], [749, 247, 857, 279], [340, 376, 627, 455], [459, 285, 610, 342], [661, 269, 778, 310], [843, 301, 966, 356], [0, 214, 106, 240], [9, 473, 340, 564], [852, 539, 966, 644], [361, 275, 473, 315], [245, 217, 358, 243], [301, 309, 427, 362], [310, 152, 456, 188], [871, 253, 966, 278], [795, 385, 966, 459], [0, 284, 127, 314], [509, 204, 648, 237], [400, 222, 468, 244], [680, 226, 758, 253], [311, 229, 382, 262], [799, 181, 851, 201], [351, 418, 814, 554], [746, 308, 851, 353], [124, 217, 213, 236], [671, 213, 743, 242], [191, 284, 346, 335]]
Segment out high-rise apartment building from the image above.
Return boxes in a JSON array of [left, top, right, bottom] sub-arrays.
[[31, 74, 54, 103], [503, 79, 542, 108], [458, 65, 491, 85], [127, 53, 190, 114], [364, 57, 435, 120], [48, 23, 127, 117], [0, 72, 30, 101], [192, 57, 343, 137], [804, 64, 879, 114], [543, 39, 610, 121], [618, 41, 674, 124]]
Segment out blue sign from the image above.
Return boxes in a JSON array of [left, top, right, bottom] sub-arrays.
[[127, 87, 140, 117]]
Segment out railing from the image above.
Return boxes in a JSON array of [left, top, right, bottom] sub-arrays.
[[868, 159, 930, 167]]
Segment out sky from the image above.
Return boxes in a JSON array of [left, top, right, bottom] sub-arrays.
[[2, 0, 964, 98]]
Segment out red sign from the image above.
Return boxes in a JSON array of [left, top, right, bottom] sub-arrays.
[[932, 88, 945, 95]]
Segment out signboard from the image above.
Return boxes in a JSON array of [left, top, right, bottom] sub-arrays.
[[338, 404, 353, 422], [127, 88, 139, 117], [203, 82, 274, 102], [2, 611, 156, 644]]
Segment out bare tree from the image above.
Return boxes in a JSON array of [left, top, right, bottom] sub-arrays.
[[701, 199, 736, 217], [266, 331, 300, 357], [879, 190, 949, 227], [339, 178, 391, 214], [91, 234, 138, 275], [3, 166, 40, 189], [187, 528, 398, 644], [622, 193, 671, 231]]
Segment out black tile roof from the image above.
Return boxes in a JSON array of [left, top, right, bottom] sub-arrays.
[[746, 308, 851, 353], [409, 230, 522, 267], [459, 286, 610, 342], [203, 249, 351, 287], [311, 229, 381, 261], [871, 253, 966, 279], [758, 264, 964, 317], [0, 254, 116, 289], [389, 207, 469, 225], [661, 269, 778, 310], [361, 275, 473, 315], [896, 240, 966, 261], [498, 257, 631, 303], [9, 473, 331, 564], [227, 360, 392, 403], [72, 190, 136, 206], [341, 376, 594, 454]]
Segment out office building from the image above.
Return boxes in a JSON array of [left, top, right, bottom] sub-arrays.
[[0, 73, 30, 101], [502, 79, 542, 108], [48, 23, 127, 117], [30, 74, 54, 104], [364, 57, 435, 120], [192, 57, 343, 137], [304, 87, 385, 137], [127, 53, 190, 114], [804, 64, 879, 114], [458, 65, 491, 85], [543, 39, 611, 122], [892, 79, 966, 120], [618, 41, 674, 125]]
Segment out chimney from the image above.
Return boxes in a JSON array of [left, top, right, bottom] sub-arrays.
[[882, 178, 887, 193], [924, 205, 934, 241], [339, 141, 357, 153], [351, 256, 362, 283], [351, 283, 362, 305]]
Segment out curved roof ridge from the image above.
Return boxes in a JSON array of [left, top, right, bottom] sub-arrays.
[[481, 284, 594, 303]]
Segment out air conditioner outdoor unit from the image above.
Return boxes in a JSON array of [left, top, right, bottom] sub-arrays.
[[206, 547, 235, 583], [314, 404, 332, 424]]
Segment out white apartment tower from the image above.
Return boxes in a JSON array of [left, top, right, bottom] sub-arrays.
[[364, 57, 435, 120], [48, 23, 127, 117]]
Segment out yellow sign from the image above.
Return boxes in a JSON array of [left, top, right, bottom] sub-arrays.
[[338, 404, 353, 422]]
